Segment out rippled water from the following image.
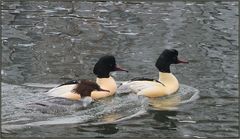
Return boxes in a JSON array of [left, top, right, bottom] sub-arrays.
[[1, 1, 238, 138]]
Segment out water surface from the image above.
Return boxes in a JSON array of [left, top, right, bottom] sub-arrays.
[[1, 1, 238, 138]]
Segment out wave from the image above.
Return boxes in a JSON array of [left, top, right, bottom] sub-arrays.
[[2, 82, 199, 131]]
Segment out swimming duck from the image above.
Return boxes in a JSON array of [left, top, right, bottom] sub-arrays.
[[119, 49, 188, 97], [47, 55, 128, 100]]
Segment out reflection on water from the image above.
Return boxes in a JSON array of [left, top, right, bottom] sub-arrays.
[[1, 0, 238, 138]]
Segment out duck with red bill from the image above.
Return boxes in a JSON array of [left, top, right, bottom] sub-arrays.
[[177, 58, 189, 64], [118, 49, 189, 98], [47, 55, 127, 100], [114, 65, 128, 72]]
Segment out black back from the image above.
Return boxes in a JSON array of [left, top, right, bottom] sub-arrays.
[[58, 80, 80, 87], [130, 77, 165, 86], [131, 77, 157, 82]]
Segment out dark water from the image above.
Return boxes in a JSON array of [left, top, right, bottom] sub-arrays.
[[1, 1, 238, 138]]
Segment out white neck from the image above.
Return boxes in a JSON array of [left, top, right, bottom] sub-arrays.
[[96, 76, 117, 94], [158, 72, 179, 93]]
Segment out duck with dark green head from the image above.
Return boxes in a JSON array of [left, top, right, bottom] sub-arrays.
[[118, 49, 188, 97], [47, 55, 128, 100]]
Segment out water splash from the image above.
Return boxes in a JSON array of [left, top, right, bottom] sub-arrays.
[[3, 82, 199, 132]]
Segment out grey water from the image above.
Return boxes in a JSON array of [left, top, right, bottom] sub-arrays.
[[1, 1, 238, 138]]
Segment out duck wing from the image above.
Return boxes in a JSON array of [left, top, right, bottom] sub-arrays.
[[118, 79, 169, 97], [47, 80, 80, 97], [130, 77, 165, 86], [118, 77, 163, 94], [58, 80, 80, 87]]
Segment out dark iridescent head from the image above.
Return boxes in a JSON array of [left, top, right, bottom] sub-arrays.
[[155, 49, 188, 73], [93, 55, 128, 78]]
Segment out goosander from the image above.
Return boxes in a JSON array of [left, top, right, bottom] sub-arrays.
[[119, 49, 188, 97], [47, 55, 127, 100]]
